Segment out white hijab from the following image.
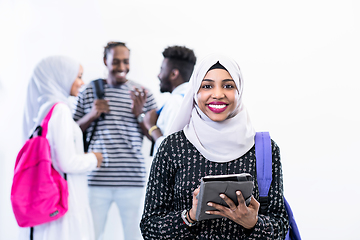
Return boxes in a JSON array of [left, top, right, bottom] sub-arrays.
[[23, 56, 80, 141], [169, 54, 256, 163]]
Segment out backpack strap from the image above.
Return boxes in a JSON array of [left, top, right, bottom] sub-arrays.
[[255, 132, 272, 214], [256, 132, 301, 239], [84, 79, 105, 152], [39, 102, 67, 181], [40, 103, 61, 137], [84, 120, 99, 153], [30, 226, 34, 240]]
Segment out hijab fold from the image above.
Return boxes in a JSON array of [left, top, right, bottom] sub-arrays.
[[23, 56, 80, 142], [169, 54, 256, 163]]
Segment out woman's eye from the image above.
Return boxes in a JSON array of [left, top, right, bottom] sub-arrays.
[[224, 84, 234, 89], [201, 84, 212, 89]]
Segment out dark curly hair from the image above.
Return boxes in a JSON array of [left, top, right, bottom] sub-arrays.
[[162, 46, 196, 82], [103, 41, 130, 60]]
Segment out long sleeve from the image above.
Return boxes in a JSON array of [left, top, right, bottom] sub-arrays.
[[140, 136, 194, 239], [47, 103, 97, 174]]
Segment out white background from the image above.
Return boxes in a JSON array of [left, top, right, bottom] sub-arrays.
[[1, 0, 359, 239]]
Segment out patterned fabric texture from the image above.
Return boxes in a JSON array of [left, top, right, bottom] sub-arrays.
[[141, 130, 289, 240]]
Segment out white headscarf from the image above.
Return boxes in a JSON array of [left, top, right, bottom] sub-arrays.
[[169, 54, 256, 163], [23, 56, 80, 141]]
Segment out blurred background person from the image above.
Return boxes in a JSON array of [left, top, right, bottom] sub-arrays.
[[73, 41, 157, 240], [143, 45, 196, 155], [21, 55, 103, 240]]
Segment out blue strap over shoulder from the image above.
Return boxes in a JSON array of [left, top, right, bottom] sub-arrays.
[[255, 132, 272, 198], [156, 93, 185, 115], [255, 132, 301, 240]]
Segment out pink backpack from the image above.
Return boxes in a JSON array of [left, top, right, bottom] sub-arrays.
[[11, 103, 69, 227]]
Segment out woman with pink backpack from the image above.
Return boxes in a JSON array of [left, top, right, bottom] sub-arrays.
[[18, 56, 103, 240]]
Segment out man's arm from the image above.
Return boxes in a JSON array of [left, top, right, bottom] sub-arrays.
[[130, 87, 154, 140], [143, 109, 162, 140]]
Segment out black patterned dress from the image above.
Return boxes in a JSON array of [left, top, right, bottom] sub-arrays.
[[140, 130, 289, 240]]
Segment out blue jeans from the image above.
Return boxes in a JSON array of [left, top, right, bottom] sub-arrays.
[[89, 186, 144, 240]]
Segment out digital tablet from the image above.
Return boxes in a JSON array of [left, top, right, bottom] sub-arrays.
[[195, 173, 254, 221]]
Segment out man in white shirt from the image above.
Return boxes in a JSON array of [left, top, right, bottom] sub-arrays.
[[143, 46, 196, 155]]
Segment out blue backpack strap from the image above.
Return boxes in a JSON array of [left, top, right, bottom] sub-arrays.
[[156, 105, 164, 115], [255, 132, 272, 213], [156, 93, 185, 115], [255, 132, 301, 240]]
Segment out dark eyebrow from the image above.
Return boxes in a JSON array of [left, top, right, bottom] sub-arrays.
[[201, 79, 234, 82], [113, 58, 129, 62], [223, 79, 234, 82]]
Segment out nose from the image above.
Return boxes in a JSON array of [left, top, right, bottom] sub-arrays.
[[118, 61, 127, 72], [211, 86, 225, 99]]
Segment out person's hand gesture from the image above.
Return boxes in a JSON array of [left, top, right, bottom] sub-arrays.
[[206, 191, 259, 229], [90, 99, 109, 119], [130, 87, 147, 117]]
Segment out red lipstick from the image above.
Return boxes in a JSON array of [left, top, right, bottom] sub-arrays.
[[207, 101, 228, 113]]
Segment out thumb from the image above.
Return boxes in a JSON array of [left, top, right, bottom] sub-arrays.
[[193, 187, 200, 197], [249, 196, 260, 211]]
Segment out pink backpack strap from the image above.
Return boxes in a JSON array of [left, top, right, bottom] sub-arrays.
[[40, 102, 61, 137]]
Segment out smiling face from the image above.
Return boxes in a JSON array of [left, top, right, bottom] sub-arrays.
[[70, 65, 84, 97], [197, 68, 238, 122], [104, 45, 130, 85]]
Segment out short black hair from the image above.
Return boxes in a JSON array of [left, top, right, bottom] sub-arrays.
[[162, 46, 196, 82], [103, 41, 130, 59]]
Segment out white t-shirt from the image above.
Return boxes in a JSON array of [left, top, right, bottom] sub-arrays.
[[154, 82, 189, 155]]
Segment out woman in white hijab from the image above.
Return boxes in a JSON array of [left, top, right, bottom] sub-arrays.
[[140, 54, 289, 239], [20, 56, 102, 240]]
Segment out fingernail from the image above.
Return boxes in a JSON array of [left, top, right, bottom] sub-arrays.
[[236, 191, 241, 195], [207, 202, 212, 206], [220, 194, 225, 198], [205, 211, 210, 214]]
